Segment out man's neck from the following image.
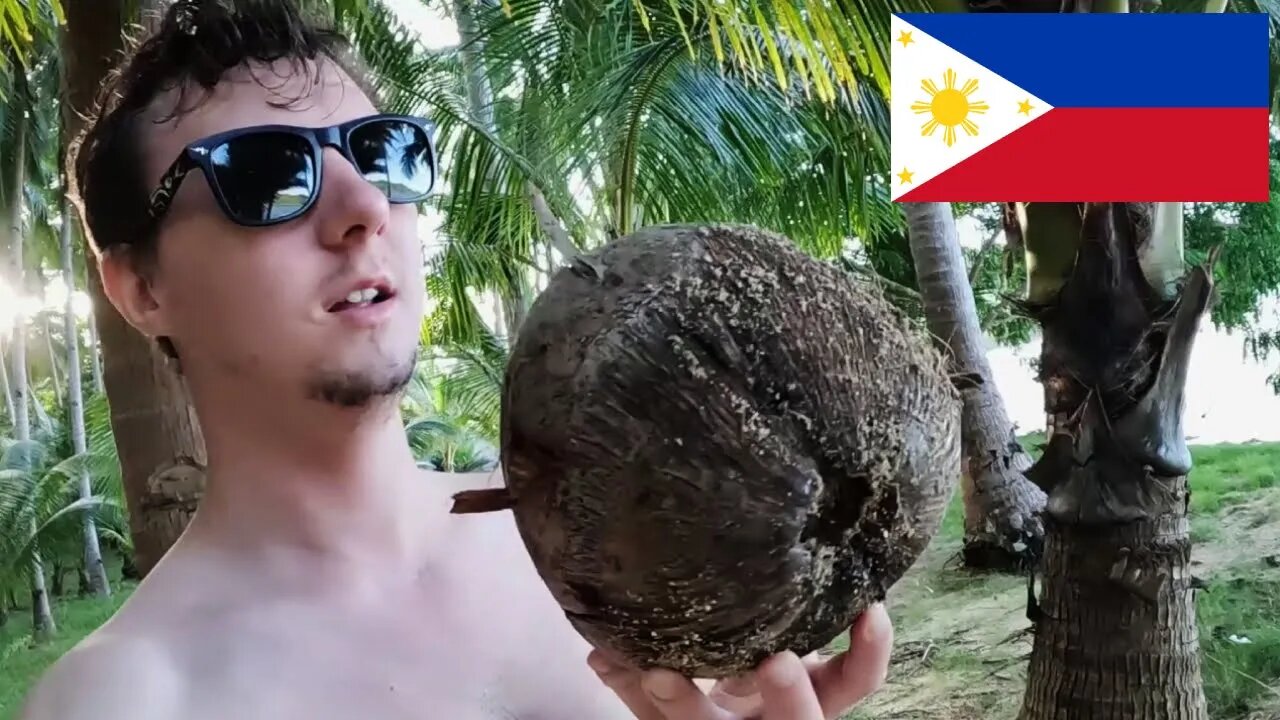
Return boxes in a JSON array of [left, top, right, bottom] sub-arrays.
[[183, 393, 443, 591]]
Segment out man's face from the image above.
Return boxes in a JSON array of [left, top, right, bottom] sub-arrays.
[[105, 58, 425, 410]]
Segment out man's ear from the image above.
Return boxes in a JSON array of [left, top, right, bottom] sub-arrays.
[[98, 250, 171, 340]]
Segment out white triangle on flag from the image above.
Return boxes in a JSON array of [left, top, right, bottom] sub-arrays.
[[890, 15, 1054, 200]]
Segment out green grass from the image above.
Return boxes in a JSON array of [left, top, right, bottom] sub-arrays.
[[848, 439, 1280, 720], [1187, 442, 1280, 514], [1198, 575, 1280, 718], [0, 580, 136, 719]]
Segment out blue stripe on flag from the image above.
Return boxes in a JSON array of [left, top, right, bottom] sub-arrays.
[[896, 12, 1269, 108]]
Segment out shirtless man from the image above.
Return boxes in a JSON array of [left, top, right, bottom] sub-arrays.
[[20, 2, 893, 718]]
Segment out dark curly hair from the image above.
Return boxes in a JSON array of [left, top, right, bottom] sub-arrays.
[[71, 0, 379, 265]]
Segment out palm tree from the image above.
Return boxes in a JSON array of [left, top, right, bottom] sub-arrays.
[[401, 337, 504, 473], [902, 202, 1045, 570], [60, 199, 110, 597], [0, 0, 62, 81], [348, 0, 929, 351], [2, 0, 115, 601], [63, 0, 209, 579], [978, 0, 1280, 714], [0, 404, 127, 620], [1012, 200, 1216, 720], [2, 38, 59, 640]]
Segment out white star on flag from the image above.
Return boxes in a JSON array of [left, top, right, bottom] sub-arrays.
[[891, 14, 1053, 201]]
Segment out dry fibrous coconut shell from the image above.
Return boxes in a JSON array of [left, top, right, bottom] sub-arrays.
[[453, 223, 961, 678]]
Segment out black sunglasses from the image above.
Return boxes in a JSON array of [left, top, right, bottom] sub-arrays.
[[146, 113, 438, 228]]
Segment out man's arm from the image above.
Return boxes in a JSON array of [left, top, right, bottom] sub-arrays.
[[18, 634, 184, 720]]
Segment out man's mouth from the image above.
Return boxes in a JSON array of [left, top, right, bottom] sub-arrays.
[[328, 284, 395, 312]]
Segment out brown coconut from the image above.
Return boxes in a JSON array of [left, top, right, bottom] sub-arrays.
[[453, 224, 961, 678]]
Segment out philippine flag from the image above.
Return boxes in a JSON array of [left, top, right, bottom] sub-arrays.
[[890, 13, 1271, 202]]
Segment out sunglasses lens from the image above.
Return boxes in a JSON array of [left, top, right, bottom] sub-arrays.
[[349, 119, 435, 202], [210, 132, 316, 224]]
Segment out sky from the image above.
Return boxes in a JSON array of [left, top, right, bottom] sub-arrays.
[[384, 0, 458, 48]]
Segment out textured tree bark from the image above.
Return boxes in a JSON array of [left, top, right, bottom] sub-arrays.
[[903, 203, 1045, 570], [64, 0, 207, 578], [50, 563, 66, 597], [1016, 202, 1209, 720]]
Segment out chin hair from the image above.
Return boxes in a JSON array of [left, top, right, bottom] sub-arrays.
[[307, 349, 417, 409]]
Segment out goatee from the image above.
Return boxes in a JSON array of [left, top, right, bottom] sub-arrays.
[[308, 349, 417, 408]]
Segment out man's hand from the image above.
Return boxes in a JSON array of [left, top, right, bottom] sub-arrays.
[[587, 603, 893, 720]]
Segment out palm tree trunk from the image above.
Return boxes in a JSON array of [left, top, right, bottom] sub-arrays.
[[491, 291, 507, 343], [61, 198, 110, 597], [1015, 203, 1208, 720], [0, 337, 14, 423], [5, 93, 56, 640], [43, 313, 62, 406], [501, 278, 527, 340], [50, 563, 65, 597], [65, 0, 207, 578], [902, 202, 1046, 570], [85, 286, 104, 394]]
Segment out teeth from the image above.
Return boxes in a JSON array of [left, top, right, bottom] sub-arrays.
[[343, 287, 381, 305]]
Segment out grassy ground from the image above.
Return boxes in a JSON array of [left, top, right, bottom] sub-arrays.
[[844, 440, 1280, 720], [1, 443, 1278, 719], [0, 552, 136, 719]]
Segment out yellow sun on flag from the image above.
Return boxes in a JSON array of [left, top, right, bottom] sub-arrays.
[[910, 69, 989, 148]]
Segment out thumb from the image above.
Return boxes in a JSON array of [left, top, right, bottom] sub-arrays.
[[640, 669, 733, 719], [588, 650, 666, 720]]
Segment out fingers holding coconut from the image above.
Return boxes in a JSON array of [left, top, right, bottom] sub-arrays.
[[589, 650, 733, 720], [707, 671, 761, 714], [754, 651, 826, 720], [807, 603, 894, 717], [588, 650, 661, 720], [640, 669, 735, 719]]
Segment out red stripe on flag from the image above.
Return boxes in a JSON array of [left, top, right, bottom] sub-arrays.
[[896, 107, 1271, 202]]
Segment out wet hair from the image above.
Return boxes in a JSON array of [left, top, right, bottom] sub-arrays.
[[69, 0, 379, 360]]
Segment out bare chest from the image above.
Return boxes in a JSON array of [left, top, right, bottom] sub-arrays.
[[175, 587, 626, 720]]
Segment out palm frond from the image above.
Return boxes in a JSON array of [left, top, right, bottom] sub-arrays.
[[420, 272, 492, 349], [613, 0, 937, 103], [0, 0, 63, 82], [0, 438, 47, 475]]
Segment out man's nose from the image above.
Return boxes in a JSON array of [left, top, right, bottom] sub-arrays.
[[314, 147, 390, 251]]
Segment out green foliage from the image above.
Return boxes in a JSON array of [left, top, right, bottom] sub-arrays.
[[1184, 139, 1280, 392], [1184, 149, 1280, 331], [843, 440, 1280, 720], [1198, 575, 1280, 718], [1186, 442, 1280, 514], [0, 560, 134, 719], [0, 0, 62, 88], [400, 334, 505, 473], [0, 388, 128, 602], [342, 0, 908, 350]]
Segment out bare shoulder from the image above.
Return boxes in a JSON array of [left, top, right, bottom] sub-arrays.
[[18, 627, 185, 720]]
